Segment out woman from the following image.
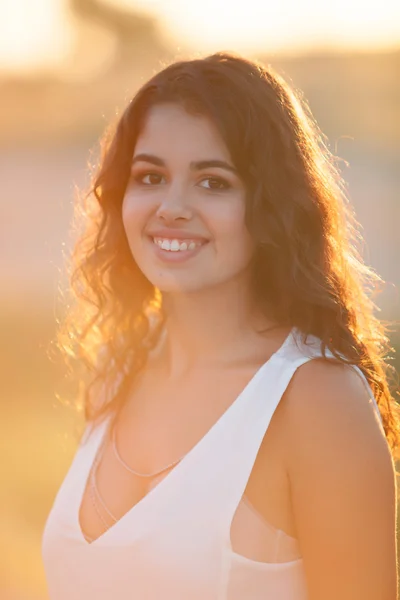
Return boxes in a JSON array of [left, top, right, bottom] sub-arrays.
[[42, 52, 399, 599]]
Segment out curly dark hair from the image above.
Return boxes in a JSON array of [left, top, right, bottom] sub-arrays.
[[57, 51, 400, 457]]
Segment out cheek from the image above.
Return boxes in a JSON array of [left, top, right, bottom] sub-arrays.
[[207, 199, 253, 252], [122, 192, 151, 236]]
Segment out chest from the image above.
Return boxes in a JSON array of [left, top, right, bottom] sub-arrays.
[[43, 328, 313, 599], [79, 364, 296, 546], [119, 367, 260, 459]]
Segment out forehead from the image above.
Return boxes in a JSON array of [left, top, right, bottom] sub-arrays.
[[134, 103, 232, 162]]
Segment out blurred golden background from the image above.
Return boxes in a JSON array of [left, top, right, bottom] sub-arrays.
[[1, 1, 399, 598]]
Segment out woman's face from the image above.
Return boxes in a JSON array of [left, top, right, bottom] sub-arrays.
[[122, 103, 254, 294]]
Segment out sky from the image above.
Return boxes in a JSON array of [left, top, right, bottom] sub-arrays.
[[1, 0, 400, 73]]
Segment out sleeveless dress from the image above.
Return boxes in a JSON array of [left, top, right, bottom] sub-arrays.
[[42, 327, 383, 599]]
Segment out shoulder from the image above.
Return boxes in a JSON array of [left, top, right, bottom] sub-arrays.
[[284, 357, 383, 450], [277, 357, 397, 598], [278, 357, 396, 528]]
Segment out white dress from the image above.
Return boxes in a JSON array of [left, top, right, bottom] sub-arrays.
[[42, 327, 383, 599]]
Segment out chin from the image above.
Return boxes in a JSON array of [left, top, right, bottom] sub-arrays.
[[149, 276, 208, 295]]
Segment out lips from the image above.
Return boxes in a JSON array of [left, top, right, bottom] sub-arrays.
[[153, 238, 200, 252], [147, 228, 209, 242], [146, 230, 209, 262], [147, 229, 209, 252]]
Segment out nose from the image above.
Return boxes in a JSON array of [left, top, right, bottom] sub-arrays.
[[156, 184, 192, 223]]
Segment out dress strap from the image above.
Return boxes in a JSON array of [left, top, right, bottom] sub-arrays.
[[217, 328, 384, 531]]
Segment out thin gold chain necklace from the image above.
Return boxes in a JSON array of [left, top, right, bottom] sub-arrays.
[[87, 422, 185, 533], [111, 422, 185, 478]]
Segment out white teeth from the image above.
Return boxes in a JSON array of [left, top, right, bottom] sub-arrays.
[[153, 238, 201, 252], [170, 240, 180, 252]]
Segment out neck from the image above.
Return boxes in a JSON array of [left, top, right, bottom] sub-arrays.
[[156, 273, 276, 378]]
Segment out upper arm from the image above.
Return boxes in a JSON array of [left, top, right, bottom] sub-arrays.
[[283, 359, 398, 600]]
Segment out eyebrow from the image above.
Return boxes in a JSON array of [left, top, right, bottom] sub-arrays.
[[131, 153, 238, 174]]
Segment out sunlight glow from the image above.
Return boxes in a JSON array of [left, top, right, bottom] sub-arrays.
[[0, 0, 73, 72], [0, 0, 399, 73], [131, 0, 400, 53]]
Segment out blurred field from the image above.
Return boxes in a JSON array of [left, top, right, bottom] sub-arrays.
[[1, 1, 399, 598]]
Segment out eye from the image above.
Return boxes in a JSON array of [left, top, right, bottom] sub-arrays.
[[199, 177, 231, 191], [132, 172, 166, 186]]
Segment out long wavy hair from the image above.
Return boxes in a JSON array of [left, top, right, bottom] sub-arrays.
[[56, 52, 400, 456]]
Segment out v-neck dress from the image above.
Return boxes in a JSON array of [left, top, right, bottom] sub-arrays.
[[42, 327, 383, 599]]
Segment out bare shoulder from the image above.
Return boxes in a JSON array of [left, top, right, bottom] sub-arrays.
[[278, 358, 397, 600], [281, 357, 389, 456]]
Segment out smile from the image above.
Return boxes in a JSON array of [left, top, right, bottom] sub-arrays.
[[152, 237, 203, 252]]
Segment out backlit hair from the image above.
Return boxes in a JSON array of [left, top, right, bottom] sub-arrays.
[[56, 52, 400, 456]]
